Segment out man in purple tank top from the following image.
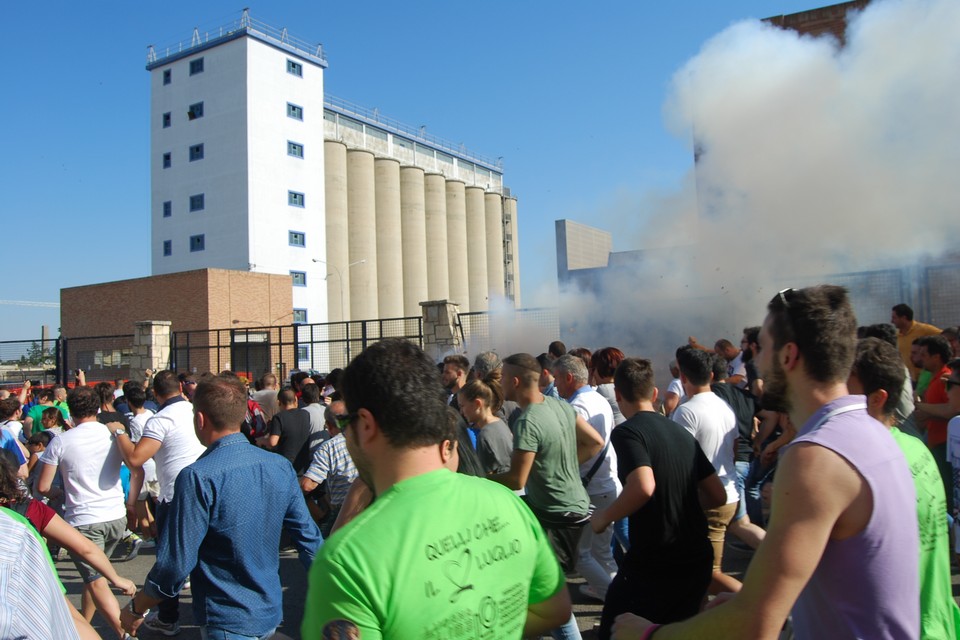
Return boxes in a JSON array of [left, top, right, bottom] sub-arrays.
[[610, 285, 920, 640]]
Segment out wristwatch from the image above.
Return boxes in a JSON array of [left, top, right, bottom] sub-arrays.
[[128, 597, 147, 618], [113, 427, 127, 437]]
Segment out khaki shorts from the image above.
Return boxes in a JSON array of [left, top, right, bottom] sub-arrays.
[[704, 502, 737, 572], [70, 516, 127, 583]]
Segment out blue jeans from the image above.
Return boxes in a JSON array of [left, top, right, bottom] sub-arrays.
[[743, 459, 775, 527], [201, 627, 277, 640], [550, 613, 582, 640]]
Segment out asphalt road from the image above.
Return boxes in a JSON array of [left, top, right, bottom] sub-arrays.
[[61, 538, 759, 639]]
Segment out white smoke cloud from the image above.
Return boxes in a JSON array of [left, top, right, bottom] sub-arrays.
[[555, 0, 960, 376]]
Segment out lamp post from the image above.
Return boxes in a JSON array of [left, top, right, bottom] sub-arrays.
[[312, 258, 366, 322]]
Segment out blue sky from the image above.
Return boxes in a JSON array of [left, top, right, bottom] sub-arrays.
[[0, 1, 817, 341]]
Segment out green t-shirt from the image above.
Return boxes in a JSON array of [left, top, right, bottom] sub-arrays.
[[513, 397, 590, 516], [302, 469, 564, 640], [890, 427, 960, 639], [27, 403, 69, 432], [916, 369, 933, 398]]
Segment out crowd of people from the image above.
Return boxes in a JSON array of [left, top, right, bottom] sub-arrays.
[[2, 287, 960, 639]]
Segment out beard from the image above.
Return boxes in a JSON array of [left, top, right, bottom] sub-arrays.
[[344, 430, 375, 490], [761, 355, 792, 414]]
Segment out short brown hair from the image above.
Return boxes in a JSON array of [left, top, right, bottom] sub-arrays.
[[193, 375, 248, 431], [443, 354, 470, 373], [502, 353, 541, 387], [767, 285, 857, 383], [591, 347, 625, 379], [614, 358, 655, 403]]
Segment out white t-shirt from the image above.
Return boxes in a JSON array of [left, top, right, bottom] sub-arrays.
[[39, 422, 125, 526], [129, 410, 158, 485], [141, 399, 206, 503], [665, 378, 686, 418], [569, 386, 621, 496], [672, 391, 739, 504], [0, 420, 24, 444], [727, 352, 748, 389]]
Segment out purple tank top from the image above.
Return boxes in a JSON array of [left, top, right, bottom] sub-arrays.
[[785, 395, 919, 640]]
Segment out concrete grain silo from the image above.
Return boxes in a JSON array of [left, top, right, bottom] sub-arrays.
[[465, 186, 489, 311], [374, 158, 403, 318], [324, 140, 350, 321], [445, 179, 470, 311], [347, 149, 378, 320], [484, 192, 505, 300], [399, 166, 428, 316], [424, 173, 450, 301]]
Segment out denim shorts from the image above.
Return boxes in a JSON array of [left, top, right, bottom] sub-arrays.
[[71, 516, 127, 583], [201, 626, 278, 640]]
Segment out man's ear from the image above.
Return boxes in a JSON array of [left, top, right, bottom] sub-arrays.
[[781, 342, 801, 372], [353, 408, 378, 446], [866, 389, 889, 417], [651, 386, 659, 405]]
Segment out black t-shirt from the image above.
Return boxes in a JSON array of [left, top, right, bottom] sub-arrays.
[[710, 383, 758, 463], [268, 409, 313, 475], [97, 411, 130, 429], [611, 411, 715, 567]]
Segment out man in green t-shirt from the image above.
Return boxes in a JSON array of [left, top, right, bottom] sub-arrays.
[[849, 337, 960, 639], [302, 340, 572, 640], [492, 352, 604, 640]]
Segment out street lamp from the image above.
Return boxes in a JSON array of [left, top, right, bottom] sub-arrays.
[[312, 258, 366, 322]]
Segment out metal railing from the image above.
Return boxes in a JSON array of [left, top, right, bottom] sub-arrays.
[[457, 308, 560, 357], [325, 94, 503, 171], [147, 9, 326, 66], [61, 335, 136, 384], [171, 317, 423, 380], [0, 339, 60, 387]]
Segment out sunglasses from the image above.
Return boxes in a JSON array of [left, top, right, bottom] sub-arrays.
[[943, 378, 960, 391], [334, 413, 356, 431], [778, 287, 793, 308]]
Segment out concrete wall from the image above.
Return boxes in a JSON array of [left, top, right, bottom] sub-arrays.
[[245, 37, 327, 325], [445, 179, 470, 311], [324, 141, 350, 321], [424, 173, 450, 301], [465, 186, 489, 311], [400, 166, 428, 316], [347, 150, 378, 320], [151, 37, 250, 275], [374, 158, 404, 318]]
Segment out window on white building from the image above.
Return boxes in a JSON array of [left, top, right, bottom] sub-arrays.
[[287, 141, 304, 158], [188, 102, 204, 120], [189, 144, 204, 161], [288, 191, 305, 207], [290, 271, 306, 286], [190, 234, 205, 252], [189, 194, 205, 212], [163, 240, 172, 256], [293, 309, 307, 324], [287, 103, 303, 120], [287, 60, 303, 77], [190, 58, 204, 75], [289, 231, 306, 247]]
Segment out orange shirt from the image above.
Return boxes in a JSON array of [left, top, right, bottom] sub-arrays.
[[897, 320, 941, 381]]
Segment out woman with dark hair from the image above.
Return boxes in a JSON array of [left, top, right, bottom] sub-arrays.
[[591, 347, 627, 426]]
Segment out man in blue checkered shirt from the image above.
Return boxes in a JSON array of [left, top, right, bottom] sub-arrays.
[[300, 399, 359, 537]]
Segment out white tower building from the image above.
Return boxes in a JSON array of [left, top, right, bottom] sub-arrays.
[[148, 13, 328, 326], [146, 11, 521, 337]]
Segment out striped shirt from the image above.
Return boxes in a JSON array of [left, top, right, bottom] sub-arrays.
[[303, 433, 358, 506], [0, 509, 80, 639]]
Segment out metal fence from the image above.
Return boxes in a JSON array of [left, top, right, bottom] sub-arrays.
[[0, 339, 60, 387], [457, 308, 560, 357], [61, 335, 136, 384], [171, 316, 423, 380]]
